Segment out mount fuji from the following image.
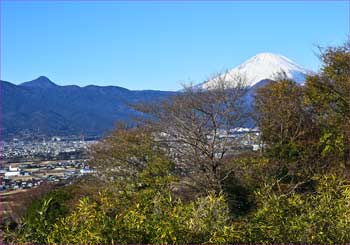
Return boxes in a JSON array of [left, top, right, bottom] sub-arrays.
[[199, 52, 312, 89], [197, 52, 314, 128]]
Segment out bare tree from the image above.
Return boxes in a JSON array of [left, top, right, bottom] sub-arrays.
[[135, 73, 249, 193]]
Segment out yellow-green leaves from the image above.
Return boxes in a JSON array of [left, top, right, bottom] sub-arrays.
[[48, 197, 106, 244], [245, 175, 350, 243]]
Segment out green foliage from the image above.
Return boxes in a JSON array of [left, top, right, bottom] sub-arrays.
[[254, 78, 325, 181], [255, 79, 314, 146], [48, 197, 107, 244], [304, 42, 350, 172], [244, 175, 350, 243], [222, 177, 254, 217], [24, 188, 71, 228], [319, 128, 345, 158], [185, 193, 241, 243], [4, 188, 72, 244], [91, 127, 176, 190], [47, 190, 240, 244], [266, 142, 304, 162]]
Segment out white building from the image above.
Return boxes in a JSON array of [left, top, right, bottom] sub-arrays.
[[5, 171, 21, 177], [9, 165, 19, 172]]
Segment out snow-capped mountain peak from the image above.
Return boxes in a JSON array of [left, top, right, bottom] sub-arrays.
[[201, 52, 311, 89]]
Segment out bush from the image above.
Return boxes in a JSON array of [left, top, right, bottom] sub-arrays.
[[244, 175, 350, 243], [47, 190, 241, 244], [4, 188, 72, 244]]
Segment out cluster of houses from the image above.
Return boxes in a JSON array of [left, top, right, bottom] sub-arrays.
[[1, 137, 96, 162], [0, 178, 44, 191], [158, 127, 262, 156], [0, 160, 94, 192], [0, 136, 98, 192]]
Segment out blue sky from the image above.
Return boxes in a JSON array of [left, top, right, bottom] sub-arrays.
[[1, 1, 349, 91]]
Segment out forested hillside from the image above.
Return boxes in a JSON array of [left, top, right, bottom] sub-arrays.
[[1, 77, 175, 138]]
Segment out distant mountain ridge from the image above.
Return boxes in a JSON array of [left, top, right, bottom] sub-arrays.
[[2, 54, 312, 139], [1, 76, 176, 139], [20, 76, 59, 89]]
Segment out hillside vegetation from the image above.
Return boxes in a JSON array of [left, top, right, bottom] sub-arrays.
[[3, 43, 350, 244]]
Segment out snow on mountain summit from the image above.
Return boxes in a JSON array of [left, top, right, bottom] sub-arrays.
[[201, 52, 311, 89]]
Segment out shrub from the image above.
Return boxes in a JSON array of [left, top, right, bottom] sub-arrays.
[[244, 175, 350, 243]]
